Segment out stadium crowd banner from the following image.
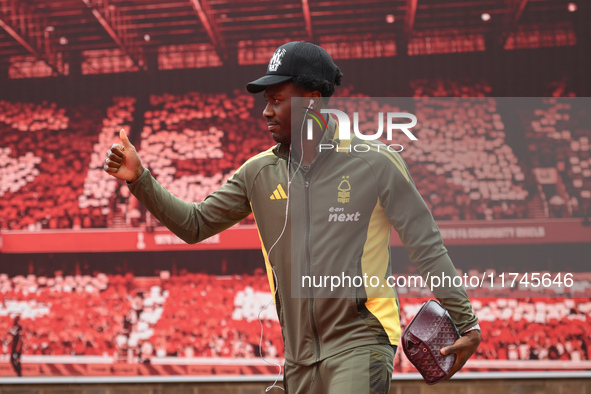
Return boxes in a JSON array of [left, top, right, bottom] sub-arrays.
[[1, 219, 590, 253], [1, 95, 591, 381]]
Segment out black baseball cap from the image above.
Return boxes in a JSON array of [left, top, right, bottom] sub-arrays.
[[246, 41, 339, 94]]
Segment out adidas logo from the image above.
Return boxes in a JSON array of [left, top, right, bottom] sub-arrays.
[[270, 184, 288, 200]]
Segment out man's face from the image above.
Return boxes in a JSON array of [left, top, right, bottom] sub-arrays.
[[263, 81, 308, 145]]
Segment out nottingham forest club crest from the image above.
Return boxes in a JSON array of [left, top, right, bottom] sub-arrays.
[[268, 48, 286, 72], [337, 176, 351, 204]]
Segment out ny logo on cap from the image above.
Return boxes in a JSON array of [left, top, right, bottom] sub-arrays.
[[268, 48, 286, 72]]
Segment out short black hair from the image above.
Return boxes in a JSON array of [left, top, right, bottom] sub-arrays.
[[292, 68, 343, 98]]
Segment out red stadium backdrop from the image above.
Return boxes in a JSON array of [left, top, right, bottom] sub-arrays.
[[1, 93, 590, 379], [0, 0, 590, 385]]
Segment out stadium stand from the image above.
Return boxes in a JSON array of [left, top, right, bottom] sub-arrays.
[[524, 98, 591, 218], [131, 91, 270, 227], [0, 100, 100, 230], [1, 270, 589, 362], [0, 79, 589, 230], [409, 78, 493, 98], [79, 97, 136, 227], [0, 272, 128, 357], [404, 79, 530, 220], [151, 270, 281, 359]]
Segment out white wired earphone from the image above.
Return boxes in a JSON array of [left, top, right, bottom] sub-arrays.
[[258, 97, 314, 392]]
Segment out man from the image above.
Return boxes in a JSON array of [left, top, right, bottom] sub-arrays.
[[9, 315, 23, 377], [104, 41, 480, 393]]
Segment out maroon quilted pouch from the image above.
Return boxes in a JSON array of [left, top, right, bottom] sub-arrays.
[[401, 299, 460, 385]]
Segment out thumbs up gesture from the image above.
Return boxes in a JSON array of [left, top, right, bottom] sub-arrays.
[[104, 129, 144, 182]]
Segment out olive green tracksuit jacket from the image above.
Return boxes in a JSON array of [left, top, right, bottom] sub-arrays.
[[128, 115, 478, 366]]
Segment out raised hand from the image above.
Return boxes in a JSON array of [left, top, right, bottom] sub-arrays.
[[104, 129, 144, 182]]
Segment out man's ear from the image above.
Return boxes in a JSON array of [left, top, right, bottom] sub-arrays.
[[308, 91, 322, 107]]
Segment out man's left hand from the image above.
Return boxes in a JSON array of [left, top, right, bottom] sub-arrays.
[[440, 329, 481, 380]]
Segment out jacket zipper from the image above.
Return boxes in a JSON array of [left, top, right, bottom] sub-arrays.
[[293, 138, 332, 363], [304, 176, 321, 362]]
